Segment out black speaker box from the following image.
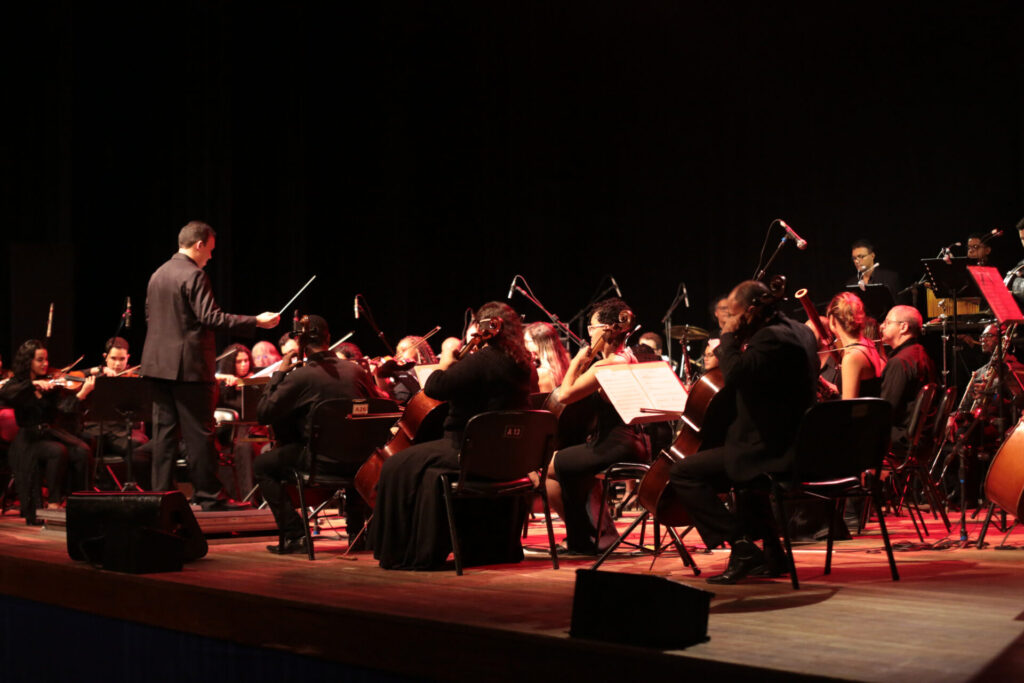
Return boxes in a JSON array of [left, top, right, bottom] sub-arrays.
[[570, 569, 713, 649], [66, 491, 208, 573]]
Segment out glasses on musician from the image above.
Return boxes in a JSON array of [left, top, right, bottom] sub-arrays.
[[587, 324, 609, 333]]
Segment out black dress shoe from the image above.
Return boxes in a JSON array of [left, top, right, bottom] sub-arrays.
[[750, 536, 790, 577], [266, 536, 309, 555], [706, 540, 767, 585]]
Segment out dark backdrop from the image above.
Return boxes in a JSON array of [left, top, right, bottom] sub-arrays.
[[3, 1, 1022, 369]]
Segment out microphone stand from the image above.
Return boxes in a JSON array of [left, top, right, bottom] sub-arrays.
[[356, 298, 395, 355], [512, 277, 587, 349], [565, 283, 620, 342], [660, 284, 689, 381], [754, 235, 794, 281]]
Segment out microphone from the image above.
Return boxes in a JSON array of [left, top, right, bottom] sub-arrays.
[[125, 296, 132, 329], [610, 276, 623, 297], [779, 220, 807, 250], [943, 248, 953, 265], [506, 275, 518, 300], [354, 295, 360, 319], [681, 282, 690, 308], [981, 229, 1003, 244]]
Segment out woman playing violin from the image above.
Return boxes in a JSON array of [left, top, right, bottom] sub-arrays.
[[0, 339, 95, 523], [216, 343, 269, 498], [371, 301, 535, 570], [546, 298, 649, 555], [525, 321, 571, 393]]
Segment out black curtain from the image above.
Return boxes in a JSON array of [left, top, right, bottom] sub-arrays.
[[2, 1, 1022, 366]]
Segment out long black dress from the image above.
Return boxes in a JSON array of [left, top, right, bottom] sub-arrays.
[[371, 346, 532, 570], [0, 377, 91, 523]]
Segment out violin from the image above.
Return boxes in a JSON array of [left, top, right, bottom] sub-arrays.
[[453, 317, 502, 360]]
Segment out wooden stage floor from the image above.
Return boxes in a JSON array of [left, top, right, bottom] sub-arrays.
[[1, 507, 1022, 682]]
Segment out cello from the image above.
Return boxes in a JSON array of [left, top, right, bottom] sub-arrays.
[[354, 318, 501, 507], [634, 276, 787, 526]]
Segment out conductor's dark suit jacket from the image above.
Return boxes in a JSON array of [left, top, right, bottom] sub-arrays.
[[715, 312, 819, 482], [141, 253, 258, 382]]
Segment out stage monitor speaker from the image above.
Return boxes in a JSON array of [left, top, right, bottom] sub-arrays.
[[66, 491, 208, 573], [570, 569, 713, 649]]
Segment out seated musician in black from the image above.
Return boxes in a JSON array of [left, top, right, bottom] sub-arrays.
[[254, 316, 379, 555], [545, 298, 650, 555], [668, 280, 818, 584], [0, 339, 96, 523], [80, 336, 151, 489], [371, 301, 535, 570], [879, 305, 937, 451]]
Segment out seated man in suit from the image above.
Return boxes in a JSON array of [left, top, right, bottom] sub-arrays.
[[668, 280, 819, 584], [880, 305, 937, 451], [254, 315, 379, 555]]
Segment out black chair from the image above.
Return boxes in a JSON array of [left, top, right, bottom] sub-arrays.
[[772, 398, 898, 589], [290, 397, 401, 560], [884, 383, 951, 539], [439, 410, 559, 575]]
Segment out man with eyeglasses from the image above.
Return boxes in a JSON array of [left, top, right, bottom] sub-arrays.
[[845, 239, 903, 314], [879, 305, 936, 449]]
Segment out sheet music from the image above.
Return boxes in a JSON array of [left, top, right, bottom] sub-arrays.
[[595, 361, 689, 425], [968, 265, 1024, 325]]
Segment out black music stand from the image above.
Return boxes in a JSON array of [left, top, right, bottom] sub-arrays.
[[921, 257, 981, 390], [965, 265, 1024, 548], [845, 283, 895, 322], [86, 377, 152, 492]]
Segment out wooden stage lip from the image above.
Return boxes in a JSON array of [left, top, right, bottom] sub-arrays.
[[2, 514, 1024, 681]]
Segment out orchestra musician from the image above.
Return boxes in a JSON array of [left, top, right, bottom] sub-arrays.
[[846, 239, 903, 308], [80, 337, 151, 489], [524, 321, 570, 393], [251, 340, 282, 372], [216, 343, 269, 498], [966, 232, 993, 266], [879, 305, 937, 451], [371, 302, 535, 570], [254, 315, 379, 555], [667, 280, 818, 583], [0, 339, 95, 523], [140, 221, 280, 511], [826, 292, 886, 399], [544, 298, 650, 556]]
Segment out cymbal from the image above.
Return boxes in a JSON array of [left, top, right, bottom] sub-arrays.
[[669, 324, 709, 341]]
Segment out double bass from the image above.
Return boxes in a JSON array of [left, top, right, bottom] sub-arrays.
[[354, 318, 501, 507]]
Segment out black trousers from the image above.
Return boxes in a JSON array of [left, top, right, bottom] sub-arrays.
[[668, 446, 777, 549], [149, 379, 223, 504], [10, 427, 90, 520], [254, 443, 308, 539]]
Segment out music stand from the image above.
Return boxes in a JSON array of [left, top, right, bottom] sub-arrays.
[[966, 266, 1024, 548], [86, 377, 152, 491], [845, 283, 895, 321], [921, 257, 982, 390]]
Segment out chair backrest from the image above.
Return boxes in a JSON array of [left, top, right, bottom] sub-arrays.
[[791, 398, 893, 481], [905, 383, 939, 449], [930, 385, 957, 443], [457, 410, 559, 484], [308, 398, 401, 474]]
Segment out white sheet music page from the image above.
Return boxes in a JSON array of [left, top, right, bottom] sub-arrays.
[[594, 361, 689, 425]]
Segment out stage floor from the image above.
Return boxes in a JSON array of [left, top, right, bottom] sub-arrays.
[[0, 506, 1022, 682]]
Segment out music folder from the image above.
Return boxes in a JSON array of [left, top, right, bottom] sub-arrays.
[[967, 265, 1024, 325], [593, 361, 689, 425]]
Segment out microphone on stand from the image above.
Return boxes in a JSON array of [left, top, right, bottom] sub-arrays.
[[125, 297, 132, 329], [980, 229, 1003, 244], [506, 275, 518, 300], [610, 276, 623, 297], [779, 220, 808, 250], [681, 282, 690, 308], [354, 295, 360, 319]]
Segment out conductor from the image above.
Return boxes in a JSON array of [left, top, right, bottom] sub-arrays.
[[141, 221, 280, 510]]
